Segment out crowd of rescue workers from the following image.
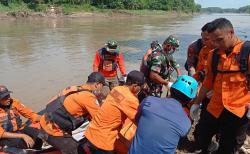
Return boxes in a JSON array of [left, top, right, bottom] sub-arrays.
[[1, 17, 250, 154]]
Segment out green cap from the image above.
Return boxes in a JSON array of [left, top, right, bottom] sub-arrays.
[[163, 35, 180, 48], [105, 40, 119, 53]]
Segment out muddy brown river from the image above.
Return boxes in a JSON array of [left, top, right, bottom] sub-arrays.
[[0, 13, 250, 111]]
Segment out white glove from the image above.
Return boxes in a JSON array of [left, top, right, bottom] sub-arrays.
[[167, 82, 173, 88], [122, 76, 127, 82], [247, 105, 250, 120], [190, 104, 200, 121]]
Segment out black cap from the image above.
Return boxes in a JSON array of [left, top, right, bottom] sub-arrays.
[[127, 70, 145, 86], [0, 85, 12, 100], [87, 72, 107, 86]]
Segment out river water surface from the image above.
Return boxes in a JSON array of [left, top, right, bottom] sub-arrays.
[[1, 13, 250, 111]]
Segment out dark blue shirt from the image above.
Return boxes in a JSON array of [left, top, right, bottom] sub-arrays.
[[129, 96, 191, 154]]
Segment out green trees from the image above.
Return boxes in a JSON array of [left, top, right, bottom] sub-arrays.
[[201, 5, 250, 13], [201, 7, 224, 13], [0, 0, 201, 13], [239, 5, 250, 13], [81, 0, 201, 12], [93, 0, 200, 12]]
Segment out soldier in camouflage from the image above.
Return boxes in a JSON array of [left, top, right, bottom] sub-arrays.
[[146, 35, 181, 97]]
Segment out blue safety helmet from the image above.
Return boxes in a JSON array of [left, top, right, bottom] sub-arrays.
[[171, 75, 198, 99]]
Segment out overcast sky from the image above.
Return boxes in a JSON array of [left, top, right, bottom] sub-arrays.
[[195, 0, 250, 9]]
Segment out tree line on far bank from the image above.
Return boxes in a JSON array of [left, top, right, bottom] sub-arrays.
[[0, 0, 201, 13], [202, 5, 250, 14], [91, 0, 201, 12]]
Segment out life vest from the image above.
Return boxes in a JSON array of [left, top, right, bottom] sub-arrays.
[[45, 86, 92, 133], [0, 101, 22, 132], [185, 38, 203, 71], [98, 48, 119, 72], [211, 41, 250, 81]]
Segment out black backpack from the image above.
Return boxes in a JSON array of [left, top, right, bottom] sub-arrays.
[[46, 87, 92, 132], [184, 38, 203, 71], [140, 48, 164, 78], [211, 41, 250, 81]]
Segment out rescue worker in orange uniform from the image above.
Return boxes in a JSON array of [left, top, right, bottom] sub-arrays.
[[185, 29, 205, 76], [114, 119, 137, 154], [193, 22, 214, 82], [84, 70, 145, 154], [190, 18, 250, 154], [190, 22, 216, 151], [93, 40, 126, 90], [0, 85, 42, 150], [39, 72, 106, 154]]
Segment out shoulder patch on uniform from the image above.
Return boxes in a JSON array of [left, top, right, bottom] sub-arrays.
[[110, 89, 125, 103]]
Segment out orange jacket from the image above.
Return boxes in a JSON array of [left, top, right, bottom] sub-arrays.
[[40, 85, 100, 136], [85, 86, 139, 151], [114, 119, 137, 154], [193, 46, 213, 81], [0, 98, 39, 138], [93, 48, 126, 77], [203, 40, 250, 118]]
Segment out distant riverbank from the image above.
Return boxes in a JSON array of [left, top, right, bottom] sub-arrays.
[[0, 3, 196, 19]]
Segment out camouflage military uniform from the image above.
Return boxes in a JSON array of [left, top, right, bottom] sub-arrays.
[[147, 50, 180, 97], [165, 53, 180, 80]]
